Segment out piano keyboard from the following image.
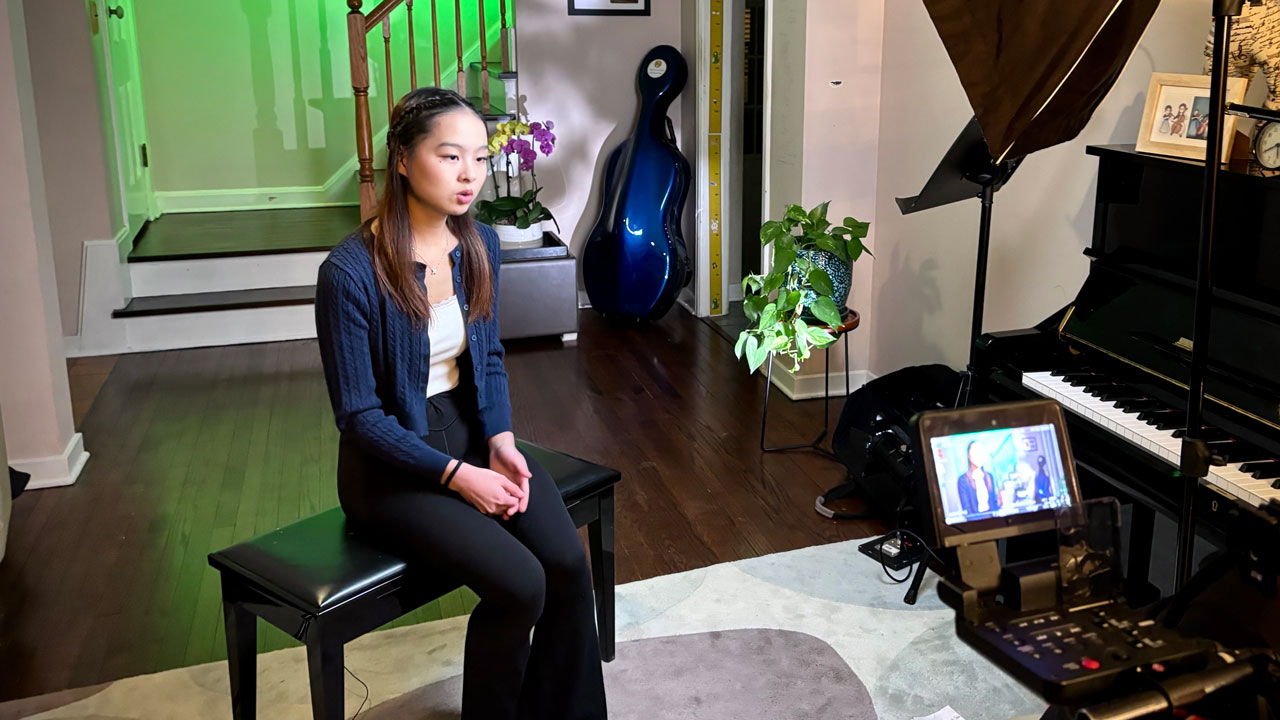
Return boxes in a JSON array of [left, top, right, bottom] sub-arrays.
[[1022, 370, 1280, 508]]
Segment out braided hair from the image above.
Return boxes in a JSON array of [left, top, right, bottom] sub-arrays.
[[366, 87, 493, 326]]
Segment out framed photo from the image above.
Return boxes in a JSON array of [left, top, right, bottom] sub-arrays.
[[1136, 72, 1248, 163], [568, 0, 650, 16]]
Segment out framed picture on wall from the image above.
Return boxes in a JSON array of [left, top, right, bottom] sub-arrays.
[[1136, 72, 1248, 163], [568, 0, 650, 16]]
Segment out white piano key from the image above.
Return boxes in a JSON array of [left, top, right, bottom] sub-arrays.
[[1022, 372, 1268, 508]]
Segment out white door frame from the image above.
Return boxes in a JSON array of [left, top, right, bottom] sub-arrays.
[[689, 0, 768, 318], [92, 0, 156, 260]]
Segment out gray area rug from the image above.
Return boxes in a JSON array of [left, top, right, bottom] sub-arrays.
[[0, 539, 1043, 720], [360, 629, 876, 719]]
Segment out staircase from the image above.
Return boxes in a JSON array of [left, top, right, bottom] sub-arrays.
[[82, 2, 520, 354], [99, 207, 354, 352]]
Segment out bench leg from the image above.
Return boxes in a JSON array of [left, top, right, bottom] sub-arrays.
[[587, 486, 616, 662], [305, 625, 345, 720], [222, 598, 257, 720]]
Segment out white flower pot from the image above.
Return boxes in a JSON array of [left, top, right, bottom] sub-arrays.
[[494, 221, 543, 248]]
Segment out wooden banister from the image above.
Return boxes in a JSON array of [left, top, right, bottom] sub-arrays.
[[363, 0, 402, 31], [348, 0, 506, 219]]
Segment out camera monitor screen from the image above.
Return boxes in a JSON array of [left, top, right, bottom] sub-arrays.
[[916, 399, 1081, 548]]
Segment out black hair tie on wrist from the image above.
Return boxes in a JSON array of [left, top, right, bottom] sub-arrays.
[[442, 461, 463, 490]]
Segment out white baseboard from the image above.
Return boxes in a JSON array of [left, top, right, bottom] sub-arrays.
[[72, 239, 130, 357], [154, 130, 386, 214], [767, 362, 876, 401], [155, 188, 359, 214], [12, 433, 88, 489]]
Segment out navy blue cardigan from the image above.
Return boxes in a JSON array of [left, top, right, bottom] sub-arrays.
[[314, 222, 512, 480]]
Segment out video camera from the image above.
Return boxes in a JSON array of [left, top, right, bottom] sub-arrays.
[[910, 399, 1279, 718]]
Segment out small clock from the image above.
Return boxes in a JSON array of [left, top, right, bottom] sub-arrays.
[[1253, 120, 1280, 169]]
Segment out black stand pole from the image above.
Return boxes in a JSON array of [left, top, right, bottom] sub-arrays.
[[1175, 0, 1243, 592], [970, 184, 995, 372], [896, 116, 1020, 397]]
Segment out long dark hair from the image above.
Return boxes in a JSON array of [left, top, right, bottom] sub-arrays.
[[365, 86, 493, 326]]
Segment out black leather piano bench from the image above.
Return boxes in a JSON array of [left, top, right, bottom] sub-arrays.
[[207, 440, 620, 720]]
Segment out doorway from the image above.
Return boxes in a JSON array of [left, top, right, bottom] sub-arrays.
[[701, 0, 765, 342], [739, 0, 765, 280], [92, 0, 155, 255]]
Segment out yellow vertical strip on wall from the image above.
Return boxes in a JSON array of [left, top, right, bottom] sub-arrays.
[[707, 0, 724, 315]]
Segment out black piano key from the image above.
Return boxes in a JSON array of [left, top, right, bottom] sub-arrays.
[[1115, 399, 1165, 413], [1219, 446, 1274, 464], [1171, 426, 1229, 441], [1097, 390, 1148, 402], [1137, 409, 1184, 425], [1241, 461, 1280, 479], [1051, 369, 1097, 379], [1066, 374, 1107, 388]]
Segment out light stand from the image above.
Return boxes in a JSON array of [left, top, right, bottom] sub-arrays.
[[1175, 0, 1246, 593], [896, 116, 1022, 388]]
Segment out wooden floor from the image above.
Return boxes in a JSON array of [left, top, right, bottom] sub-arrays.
[[0, 308, 881, 701], [127, 207, 362, 261]]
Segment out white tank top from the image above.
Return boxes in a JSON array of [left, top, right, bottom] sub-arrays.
[[426, 294, 468, 397]]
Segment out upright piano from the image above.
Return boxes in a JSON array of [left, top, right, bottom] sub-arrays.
[[976, 145, 1280, 585]]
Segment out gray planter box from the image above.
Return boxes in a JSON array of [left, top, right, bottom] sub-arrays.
[[498, 231, 578, 342]]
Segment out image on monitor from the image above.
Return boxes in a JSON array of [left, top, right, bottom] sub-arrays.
[[929, 422, 1072, 527]]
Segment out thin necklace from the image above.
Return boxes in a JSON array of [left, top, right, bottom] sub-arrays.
[[414, 232, 452, 276]]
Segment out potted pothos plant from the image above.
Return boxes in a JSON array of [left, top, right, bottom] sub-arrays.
[[473, 118, 560, 245], [735, 201, 870, 373]]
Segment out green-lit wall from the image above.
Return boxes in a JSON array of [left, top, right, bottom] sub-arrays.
[[133, 0, 505, 205]]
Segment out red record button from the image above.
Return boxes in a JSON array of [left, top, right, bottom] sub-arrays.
[[1081, 657, 1101, 670]]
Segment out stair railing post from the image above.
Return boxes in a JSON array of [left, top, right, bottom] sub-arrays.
[[454, 0, 465, 93], [431, 0, 441, 86], [383, 17, 394, 119], [347, 1, 377, 219], [477, 0, 490, 112], [407, 0, 418, 89]]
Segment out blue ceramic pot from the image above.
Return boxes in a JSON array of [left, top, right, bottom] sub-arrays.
[[789, 248, 851, 319]]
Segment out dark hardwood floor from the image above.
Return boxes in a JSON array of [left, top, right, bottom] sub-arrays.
[[66, 356, 118, 429], [127, 206, 362, 261], [0, 308, 880, 701]]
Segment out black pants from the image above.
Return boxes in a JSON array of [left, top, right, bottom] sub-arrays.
[[337, 387, 607, 720]]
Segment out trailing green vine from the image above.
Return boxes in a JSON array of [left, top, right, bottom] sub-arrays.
[[735, 201, 870, 373]]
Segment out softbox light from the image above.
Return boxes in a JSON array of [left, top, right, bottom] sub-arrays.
[[923, 0, 1162, 162]]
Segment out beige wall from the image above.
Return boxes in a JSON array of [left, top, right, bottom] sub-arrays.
[[516, 0, 691, 254], [799, 0, 881, 374], [23, 0, 115, 337], [764, 0, 805, 224], [869, 0, 1215, 376], [1, 0, 80, 482]]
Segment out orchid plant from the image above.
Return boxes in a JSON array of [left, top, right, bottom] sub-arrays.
[[474, 118, 560, 232]]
